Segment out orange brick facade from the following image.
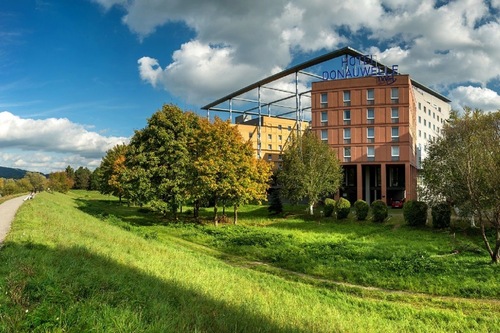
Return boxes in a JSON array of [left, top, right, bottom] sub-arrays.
[[311, 75, 418, 204]]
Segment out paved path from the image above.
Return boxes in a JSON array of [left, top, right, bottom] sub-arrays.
[[0, 196, 26, 244]]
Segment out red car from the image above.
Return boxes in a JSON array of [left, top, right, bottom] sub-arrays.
[[391, 199, 405, 208]]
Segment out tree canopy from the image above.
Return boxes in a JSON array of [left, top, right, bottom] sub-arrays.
[[422, 108, 500, 263], [279, 130, 343, 215]]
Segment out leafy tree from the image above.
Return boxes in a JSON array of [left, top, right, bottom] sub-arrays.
[[422, 108, 500, 263], [99, 144, 128, 202], [48, 171, 73, 193], [74, 167, 92, 190], [65, 165, 75, 187], [2, 179, 19, 195], [190, 117, 271, 224], [278, 130, 342, 215], [125, 104, 196, 217], [24, 172, 47, 192]]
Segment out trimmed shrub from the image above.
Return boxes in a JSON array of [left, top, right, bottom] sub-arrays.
[[431, 202, 451, 229], [336, 197, 351, 219], [324, 198, 335, 217], [403, 200, 428, 227], [354, 199, 369, 221], [371, 200, 388, 223]]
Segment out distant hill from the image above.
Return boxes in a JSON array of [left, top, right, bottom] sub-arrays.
[[0, 166, 29, 179]]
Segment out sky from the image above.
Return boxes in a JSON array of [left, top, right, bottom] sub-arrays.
[[1, 0, 500, 174]]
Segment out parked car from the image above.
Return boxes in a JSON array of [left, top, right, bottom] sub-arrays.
[[391, 198, 405, 208]]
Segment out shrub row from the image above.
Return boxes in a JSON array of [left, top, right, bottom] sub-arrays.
[[323, 198, 388, 222]]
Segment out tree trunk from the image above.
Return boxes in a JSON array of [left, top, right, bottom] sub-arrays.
[[478, 212, 495, 261], [309, 203, 314, 216], [214, 196, 218, 226], [233, 204, 238, 225], [194, 200, 200, 219]]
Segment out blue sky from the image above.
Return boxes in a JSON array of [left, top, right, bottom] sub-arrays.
[[1, 0, 500, 173]]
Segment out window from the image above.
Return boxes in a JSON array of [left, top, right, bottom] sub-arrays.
[[267, 154, 273, 161], [278, 154, 283, 161], [268, 144, 272, 150], [424, 132, 427, 139], [268, 134, 272, 140], [278, 135, 282, 141], [438, 107, 442, 112], [367, 127, 375, 143], [437, 115, 440, 122], [343, 90, 351, 106], [428, 122, 431, 129], [391, 88, 399, 103], [367, 89, 374, 104], [344, 128, 351, 143], [418, 116, 421, 123], [367, 108, 374, 123], [344, 147, 351, 162], [424, 119, 427, 126], [419, 130, 421, 137], [433, 124, 436, 131], [287, 125, 292, 131], [321, 111, 328, 124], [278, 125, 282, 130], [343, 110, 351, 125], [367, 146, 375, 160], [433, 112, 435, 119], [278, 144, 282, 151], [418, 102, 421, 110], [391, 146, 400, 160], [320, 129, 328, 141], [391, 107, 399, 123], [391, 127, 399, 142], [428, 109, 431, 116], [320, 93, 328, 108]]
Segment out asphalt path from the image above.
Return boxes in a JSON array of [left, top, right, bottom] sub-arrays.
[[0, 196, 26, 244]]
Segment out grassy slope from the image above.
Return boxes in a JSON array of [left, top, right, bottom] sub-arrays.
[[0, 191, 498, 332]]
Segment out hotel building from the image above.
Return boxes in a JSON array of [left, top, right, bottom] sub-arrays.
[[202, 47, 451, 204], [311, 75, 450, 204]]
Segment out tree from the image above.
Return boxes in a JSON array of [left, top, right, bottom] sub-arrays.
[[422, 108, 500, 263], [189, 117, 271, 224], [24, 172, 47, 192], [48, 171, 73, 193], [278, 130, 343, 215], [125, 104, 197, 217], [74, 167, 92, 190], [98, 144, 128, 202], [65, 165, 75, 187]]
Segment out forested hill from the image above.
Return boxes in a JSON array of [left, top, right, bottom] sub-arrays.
[[0, 166, 29, 179]]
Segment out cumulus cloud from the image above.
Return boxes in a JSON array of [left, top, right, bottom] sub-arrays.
[[449, 86, 500, 112], [94, 0, 500, 112], [0, 112, 128, 173]]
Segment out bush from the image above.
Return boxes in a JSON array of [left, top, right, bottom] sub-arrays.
[[431, 202, 451, 228], [324, 198, 335, 217], [371, 200, 388, 223], [354, 199, 369, 221], [336, 197, 351, 219], [403, 200, 428, 227], [268, 189, 283, 215]]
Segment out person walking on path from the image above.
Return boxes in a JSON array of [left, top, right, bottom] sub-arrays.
[[0, 196, 26, 244]]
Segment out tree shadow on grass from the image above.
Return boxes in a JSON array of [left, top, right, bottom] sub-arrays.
[[0, 242, 306, 333], [73, 198, 166, 227]]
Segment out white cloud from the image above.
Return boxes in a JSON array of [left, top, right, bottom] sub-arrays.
[[0, 112, 128, 173], [94, 0, 500, 110], [449, 86, 500, 112]]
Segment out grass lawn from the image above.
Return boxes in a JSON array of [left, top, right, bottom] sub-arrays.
[[1, 190, 499, 332]]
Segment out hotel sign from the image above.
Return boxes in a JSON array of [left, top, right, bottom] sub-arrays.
[[322, 54, 399, 84]]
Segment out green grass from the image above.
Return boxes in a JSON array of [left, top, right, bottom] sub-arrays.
[[1, 191, 499, 332]]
